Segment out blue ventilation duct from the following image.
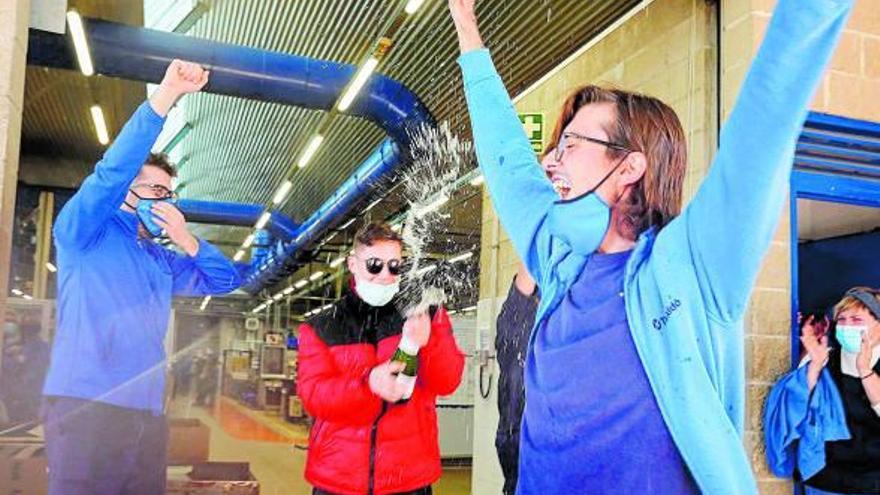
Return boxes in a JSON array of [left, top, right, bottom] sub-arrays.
[[250, 230, 277, 267], [28, 18, 435, 294], [241, 138, 400, 291], [178, 199, 299, 242], [27, 18, 433, 147]]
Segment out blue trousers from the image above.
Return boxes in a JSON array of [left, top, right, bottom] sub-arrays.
[[43, 397, 168, 495]]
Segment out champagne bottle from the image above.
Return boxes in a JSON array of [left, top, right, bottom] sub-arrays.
[[391, 335, 420, 401]]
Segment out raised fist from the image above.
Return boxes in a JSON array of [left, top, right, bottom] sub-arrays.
[[160, 59, 209, 95]]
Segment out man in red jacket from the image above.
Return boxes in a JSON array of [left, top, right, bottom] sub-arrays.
[[298, 222, 466, 495]]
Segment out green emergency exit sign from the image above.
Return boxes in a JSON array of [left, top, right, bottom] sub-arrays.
[[519, 113, 544, 154]]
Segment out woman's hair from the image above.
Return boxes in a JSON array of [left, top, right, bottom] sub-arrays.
[[547, 85, 688, 239], [834, 286, 880, 321]]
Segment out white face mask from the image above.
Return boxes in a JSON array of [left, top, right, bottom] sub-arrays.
[[355, 277, 400, 307]]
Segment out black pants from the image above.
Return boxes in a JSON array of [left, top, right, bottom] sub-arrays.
[[495, 430, 520, 495], [43, 397, 168, 495], [313, 487, 432, 495]]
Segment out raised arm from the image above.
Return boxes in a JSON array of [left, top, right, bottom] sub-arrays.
[[451, 0, 559, 281], [53, 60, 209, 250], [667, 0, 853, 321]]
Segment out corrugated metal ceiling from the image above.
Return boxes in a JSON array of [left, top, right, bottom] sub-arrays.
[[180, 0, 640, 224], [22, 0, 640, 247], [21, 0, 144, 180]]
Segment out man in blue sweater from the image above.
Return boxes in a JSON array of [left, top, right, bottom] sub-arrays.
[[450, 0, 853, 493], [42, 59, 241, 495]]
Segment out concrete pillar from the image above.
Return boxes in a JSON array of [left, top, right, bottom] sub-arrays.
[[0, 0, 31, 324]]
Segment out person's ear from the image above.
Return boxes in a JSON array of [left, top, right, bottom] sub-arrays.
[[617, 151, 647, 188]]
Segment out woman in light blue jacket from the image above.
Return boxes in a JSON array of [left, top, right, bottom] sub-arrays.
[[448, 0, 854, 493]]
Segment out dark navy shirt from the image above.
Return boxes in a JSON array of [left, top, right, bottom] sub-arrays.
[[495, 279, 539, 494], [517, 250, 698, 494]]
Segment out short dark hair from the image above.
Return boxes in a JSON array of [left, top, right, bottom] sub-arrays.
[[144, 152, 177, 178], [354, 221, 402, 248]]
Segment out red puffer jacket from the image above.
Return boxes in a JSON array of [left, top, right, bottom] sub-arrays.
[[298, 288, 465, 495]]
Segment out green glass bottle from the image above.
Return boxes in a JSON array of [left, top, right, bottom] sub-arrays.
[[391, 335, 420, 401]]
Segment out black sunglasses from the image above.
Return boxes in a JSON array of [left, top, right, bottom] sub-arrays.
[[364, 257, 402, 276]]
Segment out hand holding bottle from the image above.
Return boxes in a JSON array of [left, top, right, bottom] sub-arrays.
[[369, 361, 407, 403]]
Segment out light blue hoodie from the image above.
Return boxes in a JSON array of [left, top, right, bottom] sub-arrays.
[[764, 366, 850, 480], [458, 0, 853, 492]]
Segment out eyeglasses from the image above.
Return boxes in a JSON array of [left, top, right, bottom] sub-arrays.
[[131, 183, 178, 200], [361, 257, 402, 276], [554, 131, 630, 162]]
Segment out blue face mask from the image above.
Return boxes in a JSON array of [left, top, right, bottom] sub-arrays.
[[545, 155, 627, 256], [836, 325, 866, 354], [547, 191, 611, 256], [136, 199, 165, 237], [127, 195, 177, 238]]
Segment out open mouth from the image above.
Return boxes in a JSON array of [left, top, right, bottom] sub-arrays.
[[550, 175, 572, 199]]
